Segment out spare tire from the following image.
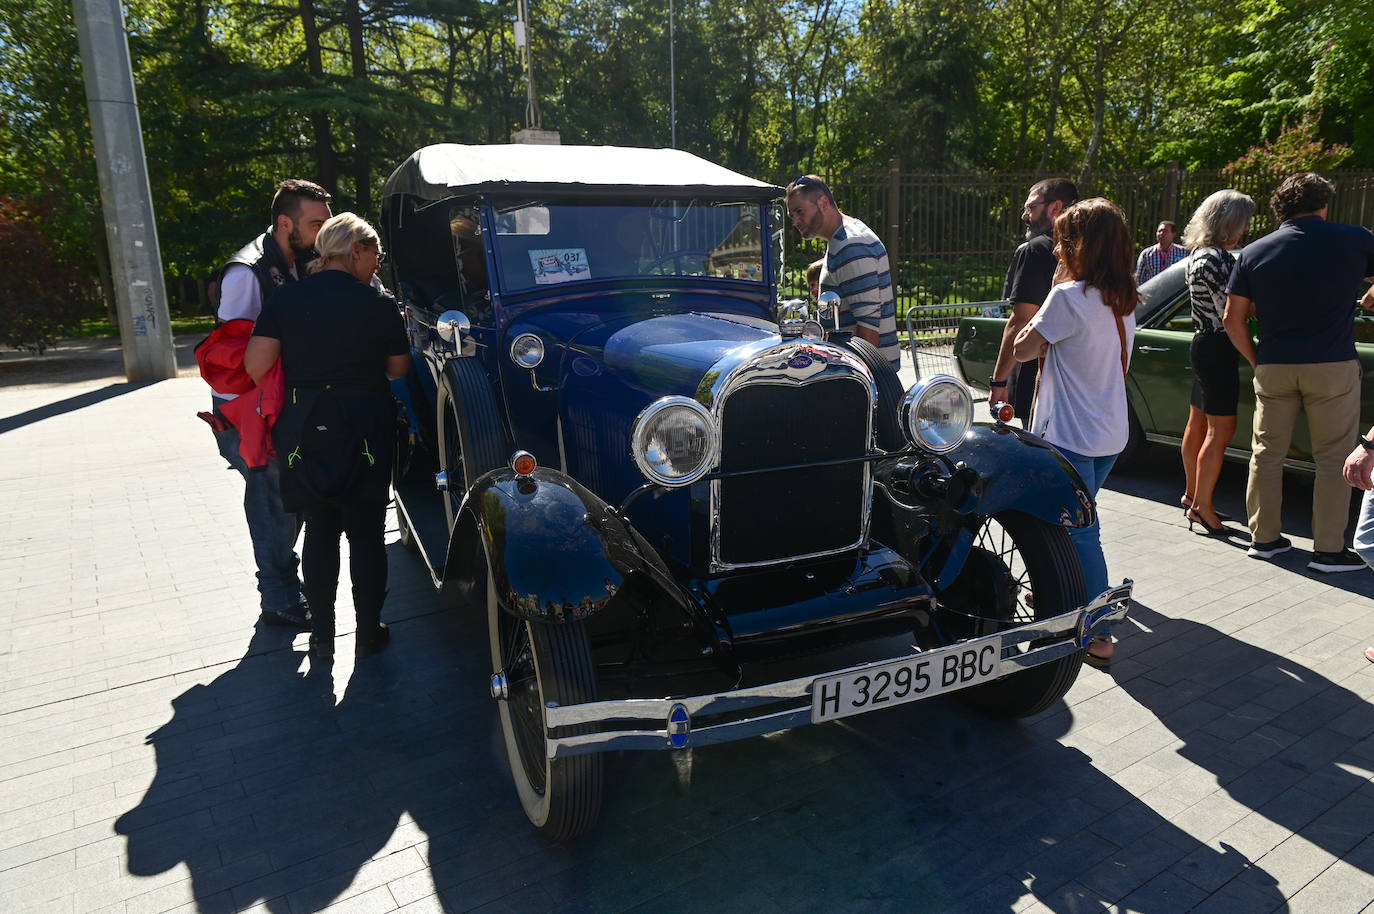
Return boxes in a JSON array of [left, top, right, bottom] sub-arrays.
[[841, 337, 906, 451]]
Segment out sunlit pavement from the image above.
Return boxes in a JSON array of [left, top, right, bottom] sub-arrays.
[[3, 365, 1374, 913]]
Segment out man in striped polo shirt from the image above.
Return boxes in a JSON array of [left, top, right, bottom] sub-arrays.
[[786, 175, 900, 369]]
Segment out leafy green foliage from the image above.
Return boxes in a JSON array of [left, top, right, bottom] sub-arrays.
[[0, 0, 1369, 327], [836, 0, 985, 170]]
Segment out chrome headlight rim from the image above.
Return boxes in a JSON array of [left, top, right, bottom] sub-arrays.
[[900, 374, 974, 454], [631, 395, 719, 488], [509, 332, 545, 369]]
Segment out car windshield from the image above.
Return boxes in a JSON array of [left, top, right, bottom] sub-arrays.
[[489, 200, 768, 293]]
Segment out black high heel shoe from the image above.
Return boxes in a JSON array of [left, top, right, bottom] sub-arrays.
[[1182, 497, 1231, 522], [1186, 507, 1227, 536]]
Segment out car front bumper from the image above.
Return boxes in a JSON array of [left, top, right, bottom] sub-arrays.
[[542, 580, 1133, 758]]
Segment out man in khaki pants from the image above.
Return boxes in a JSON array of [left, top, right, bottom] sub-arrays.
[[1224, 172, 1374, 572]]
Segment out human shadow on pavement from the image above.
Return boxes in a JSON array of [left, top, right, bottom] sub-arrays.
[[1112, 601, 1374, 891], [112, 545, 1316, 911], [112, 555, 541, 913]]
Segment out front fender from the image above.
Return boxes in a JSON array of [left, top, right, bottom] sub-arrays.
[[947, 424, 1094, 528], [463, 466, 680, 623]]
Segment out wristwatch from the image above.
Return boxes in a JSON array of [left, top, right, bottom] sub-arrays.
[[989, 377, 1008, 389], [1359, 435, 1374, 451]]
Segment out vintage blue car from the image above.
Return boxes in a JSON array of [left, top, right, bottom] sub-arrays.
[[380, 144, 1131, 840]]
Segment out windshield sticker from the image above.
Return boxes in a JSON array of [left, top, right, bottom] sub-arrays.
[[530, 248, 590, 284]]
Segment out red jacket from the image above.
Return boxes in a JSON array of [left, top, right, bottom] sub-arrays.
[[194, 319, 285, 468], [218, 360, 286, 468], [194, 319, 256, 396]]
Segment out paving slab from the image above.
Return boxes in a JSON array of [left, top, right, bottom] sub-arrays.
[[3, 367, 1374, 913]]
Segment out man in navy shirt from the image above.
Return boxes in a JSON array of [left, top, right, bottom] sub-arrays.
[[1224, 172, 1374, 572]]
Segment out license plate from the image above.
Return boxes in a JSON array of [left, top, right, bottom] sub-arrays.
[[810, 636, 1003, 723]]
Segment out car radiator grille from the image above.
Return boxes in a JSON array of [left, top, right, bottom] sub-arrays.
[[716, 377, 870, 567]]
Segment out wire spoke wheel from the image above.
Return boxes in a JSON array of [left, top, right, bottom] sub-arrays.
[[499, 611, 546, 793], [970, 516, 1036, 630], [940, 511, 1088, 718], [488, 570, 604, 841]]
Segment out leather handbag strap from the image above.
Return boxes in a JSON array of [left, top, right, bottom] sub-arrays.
[[1115, 312, 1128, 378]]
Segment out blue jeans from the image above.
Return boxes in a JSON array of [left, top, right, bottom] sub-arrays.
[[1056, 446, 1119, 634], [1354, 489, 1374, 570], [212, 401, 304, 613]]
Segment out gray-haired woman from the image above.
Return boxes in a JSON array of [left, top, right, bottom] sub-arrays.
[[1179, 189, 1256, 534], [245, 212, 410, 658]]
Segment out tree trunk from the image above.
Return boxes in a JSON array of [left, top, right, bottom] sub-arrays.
[[1077, 20, 1107, 191], [1038, 68, 1061, 171], [92, 220, 117, 327], [930, 110, 947, 170], [444, 22, 458, 109], [1013, 1, 1035, 166], [732, 35, 756, 164], [344, 0, 372, 215], [297, 0, 338, 194], [1037, 0, 1065, 171]]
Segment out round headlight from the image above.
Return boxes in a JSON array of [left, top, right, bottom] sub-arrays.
[[631, 396, 719, 487], [509, 333, 545, 369], [901, 375, 973, 454]]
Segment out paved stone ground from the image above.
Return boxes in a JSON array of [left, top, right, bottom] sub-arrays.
[[3, 371, 1374, 914]]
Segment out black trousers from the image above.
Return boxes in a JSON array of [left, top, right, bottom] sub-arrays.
[[1011, 358, 1039, 426], [301, 494, 388, 640]]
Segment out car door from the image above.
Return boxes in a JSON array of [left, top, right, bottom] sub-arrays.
[[953, 312, 1008, 392], [1128, 291, 1277, 453], [1127, 293, 1196, 440]]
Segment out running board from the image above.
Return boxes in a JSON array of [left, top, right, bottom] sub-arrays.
[[393, 475, 451, 588]]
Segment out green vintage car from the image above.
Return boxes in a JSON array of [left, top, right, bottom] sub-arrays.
[[953, 261, 1374, 470]]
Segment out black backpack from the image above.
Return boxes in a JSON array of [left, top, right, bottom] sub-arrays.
[[274, 386, 392, 510]]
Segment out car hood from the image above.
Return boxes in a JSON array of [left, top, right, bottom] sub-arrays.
[[568, 310, 782, 399]]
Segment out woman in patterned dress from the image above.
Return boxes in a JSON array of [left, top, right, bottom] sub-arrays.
[[1178, 189, 1256, 534]]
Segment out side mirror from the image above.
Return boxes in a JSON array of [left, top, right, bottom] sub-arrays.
[[436, 309, 471, 353], [818, 291, 841, 332]]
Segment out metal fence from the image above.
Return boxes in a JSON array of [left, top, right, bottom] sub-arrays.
[[779, 167, 1374, 312]]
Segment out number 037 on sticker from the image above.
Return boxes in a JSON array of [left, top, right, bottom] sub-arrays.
[[810, 637, 1003, 723]]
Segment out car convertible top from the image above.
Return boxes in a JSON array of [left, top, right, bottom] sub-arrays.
[[382, 144, 785, 204]]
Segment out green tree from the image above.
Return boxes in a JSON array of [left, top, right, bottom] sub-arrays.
[[0, 0, 109, 312], [838, 0, 985, 171]]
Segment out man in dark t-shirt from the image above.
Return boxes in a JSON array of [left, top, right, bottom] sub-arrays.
[[1224, 172, 1374, 572], [991, 178, 1078, 424]]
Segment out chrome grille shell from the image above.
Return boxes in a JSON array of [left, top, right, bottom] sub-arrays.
[[697, 340, 876, 573]]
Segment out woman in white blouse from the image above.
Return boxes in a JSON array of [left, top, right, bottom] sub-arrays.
[[1013, 198, 1138, 668]]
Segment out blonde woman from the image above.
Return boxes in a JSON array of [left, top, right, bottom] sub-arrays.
[[1178, 190, 1255, 535], [245, 213, 410, 658]]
